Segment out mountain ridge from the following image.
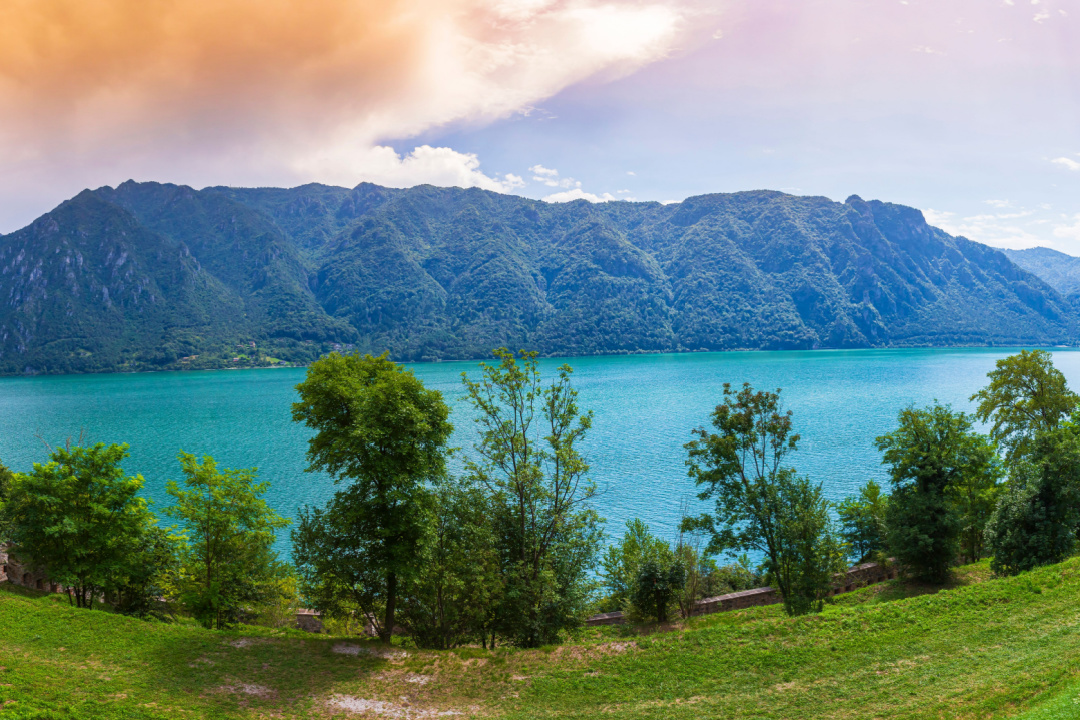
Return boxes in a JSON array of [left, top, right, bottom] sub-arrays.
[[0, 181, 1075, 375]]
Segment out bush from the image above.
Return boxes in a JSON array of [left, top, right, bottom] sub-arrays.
[[631, 557, 684, 623]]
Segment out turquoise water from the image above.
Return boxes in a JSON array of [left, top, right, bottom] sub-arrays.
[[2, 348, 1077, 556]]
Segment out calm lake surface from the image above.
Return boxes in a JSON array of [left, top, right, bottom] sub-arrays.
[[2, 347, 1077, 556]]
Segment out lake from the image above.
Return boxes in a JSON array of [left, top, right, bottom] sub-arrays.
[[1, 347, 1074, 557]]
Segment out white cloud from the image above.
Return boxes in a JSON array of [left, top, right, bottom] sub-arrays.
[[984, 199, 1012, 208], [1053, 215, 1080, 241], [912, 45, 944, 55], [1052, 156, 1080, 171], [543, 188, 616, 203], [924, 207, 1045, 249], [294, 144, 526, 193], [530, 165, 559, 177]]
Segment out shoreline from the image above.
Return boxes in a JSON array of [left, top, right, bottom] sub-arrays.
[[1, 342, 1076, 381]]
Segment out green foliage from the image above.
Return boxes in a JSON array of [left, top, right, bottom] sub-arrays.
[[164, 452, 290, 629], [837, 480, 889, 562], [877, 403, 998, 582], [7, 443, 154, 608], [630, 557, 684, 624], [682, 382, 845, 616], [3, 183, 1077, 376], [984, 427, 1080, 576], [291, 351, 453, 642], [599, 519, 673, 612], [111, 523, 181, 620], [397, 481, 501, 649], [462, 349, 603, 647], [971, 349, 1079, 464], [0, 456, 14, 543]]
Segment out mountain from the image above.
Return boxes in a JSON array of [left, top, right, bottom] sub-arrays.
[[1002, 247, 1080, 297], [0, 182, 1075, 375]]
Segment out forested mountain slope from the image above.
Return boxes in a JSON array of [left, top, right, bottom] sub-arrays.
[[1003, 247, 1080, 297], [0, 181, 1074, 374]]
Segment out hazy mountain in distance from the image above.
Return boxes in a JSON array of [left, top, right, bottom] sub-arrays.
[[0, 181, 1075, 375], [1002, 247, 1080, 297]]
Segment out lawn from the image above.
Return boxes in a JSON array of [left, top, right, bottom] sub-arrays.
[[1, 558, 1079, 719]]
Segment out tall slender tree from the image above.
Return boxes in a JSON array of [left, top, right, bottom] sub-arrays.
[[461, 349, 602, 647], [292, 352, 452, 642], [165, 453, 289, 629], [681, 383, 844, 616]]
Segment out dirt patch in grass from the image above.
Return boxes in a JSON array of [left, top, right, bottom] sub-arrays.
[[325, 694, 467, 717], [219, 682, 277, 699], [553, 641, 637, 662], [333, 643, 409, 661]]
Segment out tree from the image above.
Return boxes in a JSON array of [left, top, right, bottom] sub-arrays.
[[111, 523, 181, 620], [631, 557, 684, 623], [984, 427, 1080, 576], [396, 481, 501, 649], [599, 519, 672, 611], [876, 404, 997, 583], [837, 480, 888, 562], [165, 452, 290, 629], [7, 443, 153, 608], [971, 349, 1078, 464], [462, 349, 603, 647], [292, 352, 452, 642], [946, 446, 1004, 562], [681, 383, 845, 616]]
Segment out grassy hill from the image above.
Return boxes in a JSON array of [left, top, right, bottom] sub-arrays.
[[2, 558, 1079, 719]]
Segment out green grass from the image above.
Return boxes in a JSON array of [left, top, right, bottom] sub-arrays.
[[2, 558, 1079, 719]]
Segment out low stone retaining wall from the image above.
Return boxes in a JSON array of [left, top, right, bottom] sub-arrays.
[[586, 560, 897, 626]]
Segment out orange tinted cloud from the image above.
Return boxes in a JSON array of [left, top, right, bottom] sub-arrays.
[[0, 0, 691, 216]]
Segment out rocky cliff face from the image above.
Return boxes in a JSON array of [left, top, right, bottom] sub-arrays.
[[0, 181, 1074, 374]]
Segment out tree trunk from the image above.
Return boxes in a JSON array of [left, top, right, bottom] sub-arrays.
[[382, 571, 397, 644]]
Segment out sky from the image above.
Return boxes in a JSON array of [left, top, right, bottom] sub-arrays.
[[1, 0, 1078, 251]]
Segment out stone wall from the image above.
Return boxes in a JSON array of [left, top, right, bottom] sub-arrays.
[[586, 560, 898, 626], [1, 543, 61, 593]]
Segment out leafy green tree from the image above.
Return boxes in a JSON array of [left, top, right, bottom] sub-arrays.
[[837, 480, 888, 562], [947, 450, 1004, 562], [876, 404, 997, 582], [631, 557, 684, 623], [292, 352, 453, 642], [112, 523, 181, 620], [600, 519, 672, 611], [7, 443, 153, 608], [396, 481, 501, 649], [681, 383, 844, 616], [165, 452, 290, 629], [773, 475, 846, 615], [971, 349, 1079, 464], [984, 427, 1080, 576], [462, 349, 603, 647]]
